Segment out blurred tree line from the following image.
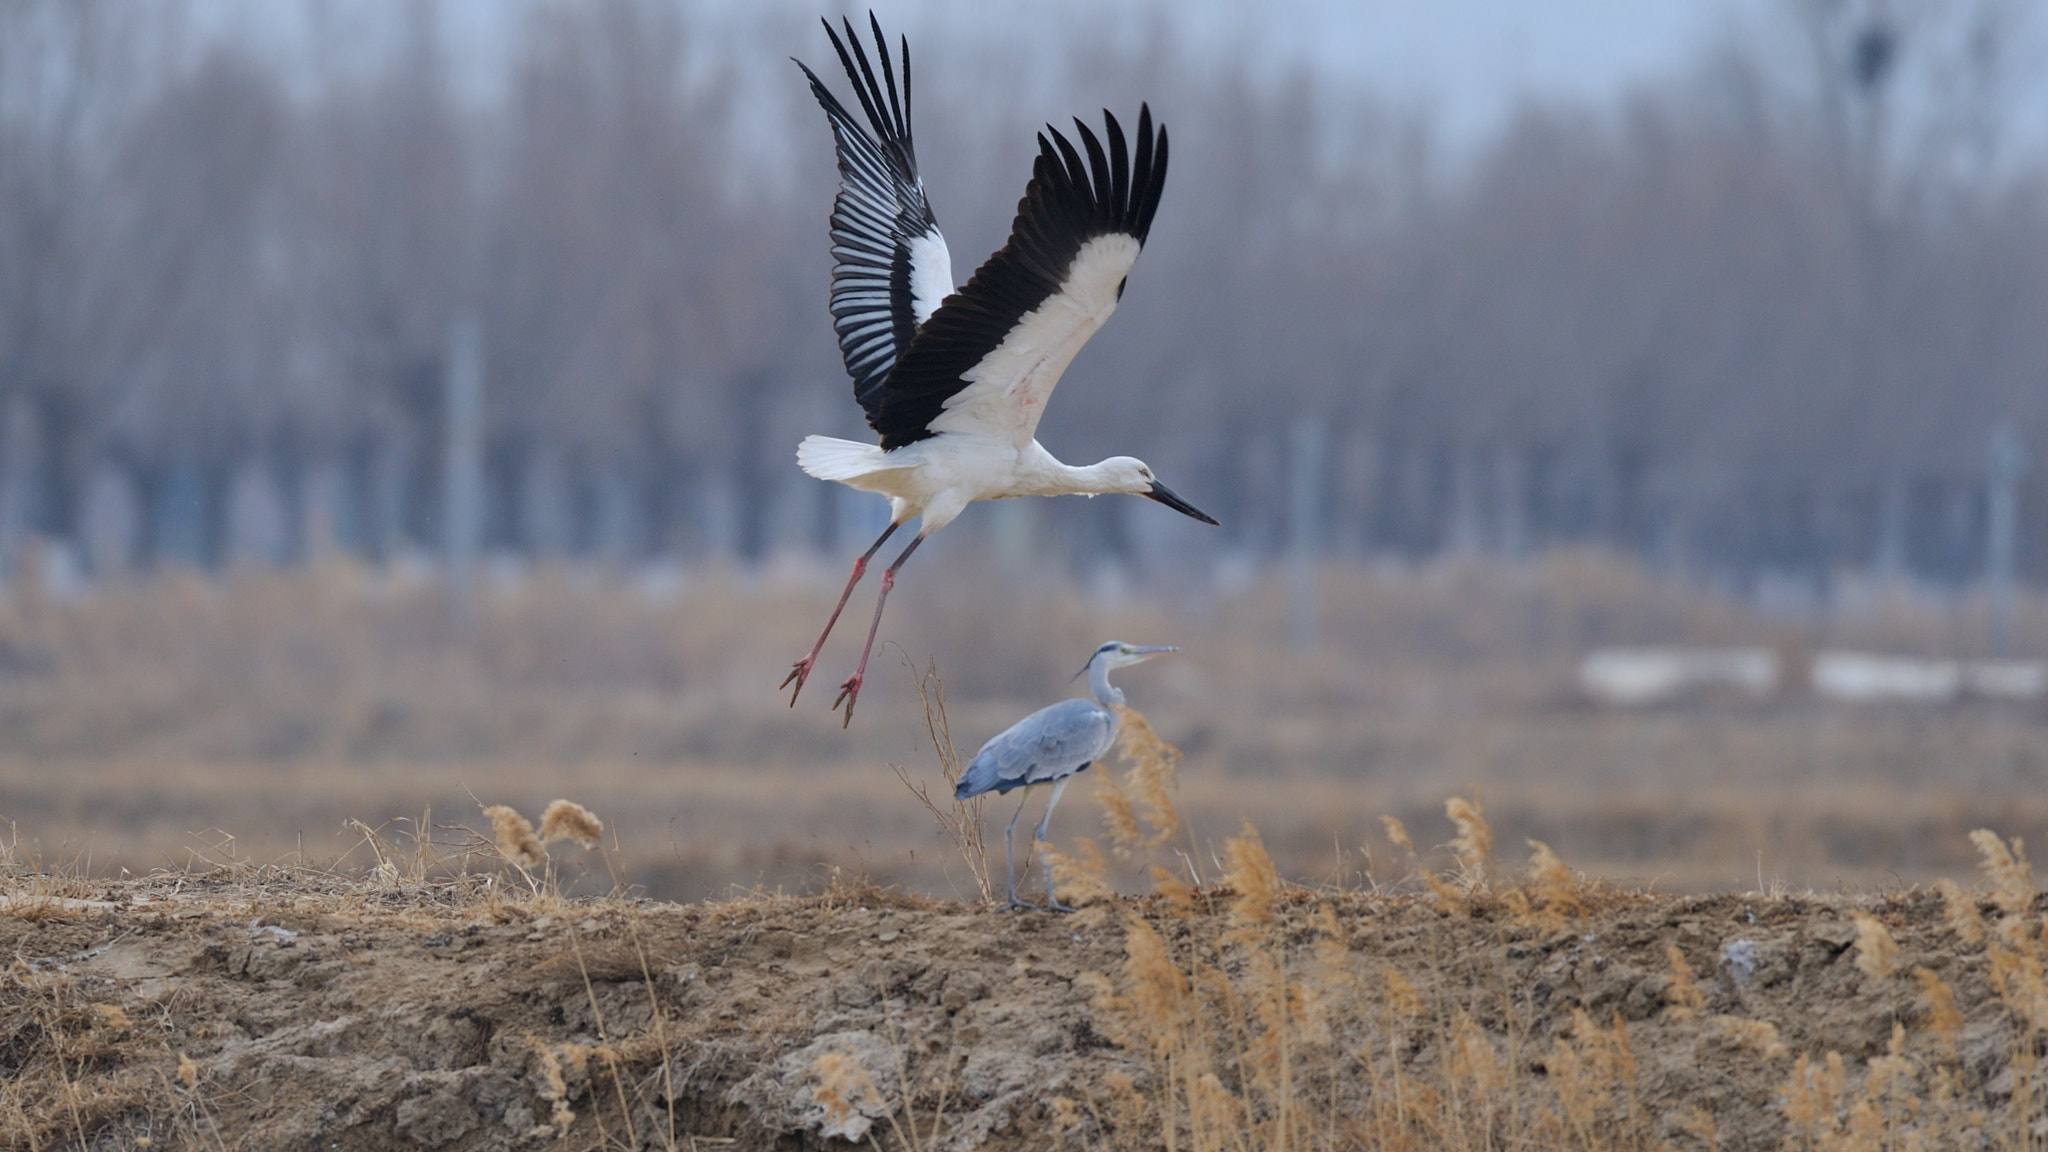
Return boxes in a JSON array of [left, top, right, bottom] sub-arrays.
[[0, 0, 2043, 594]]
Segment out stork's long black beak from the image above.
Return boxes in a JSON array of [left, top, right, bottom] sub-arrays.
[[1143, 480, 1220, 525]]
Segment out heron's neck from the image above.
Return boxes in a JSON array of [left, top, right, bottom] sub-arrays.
[[1088, 661, 1126, 709]]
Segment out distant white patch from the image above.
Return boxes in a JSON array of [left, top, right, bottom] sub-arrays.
[[1577, 647, 1778, 706], [929, 233, 1142, 446], [1580, 646, 2048, 706], [907, 231, 954, 325], [1810, 652, 1961, 703]]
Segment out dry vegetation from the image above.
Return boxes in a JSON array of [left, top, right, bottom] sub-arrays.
[[8, 553, 2048, 1146], [3, 553, 2048, 898], [10, 785, 2048, 1151]]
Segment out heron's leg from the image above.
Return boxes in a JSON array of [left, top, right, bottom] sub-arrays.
[[1036, 777, 1077, 913], [1003, 786, 1038, 911], [782, 521, 899, 705], [832, 533, 925, 727]]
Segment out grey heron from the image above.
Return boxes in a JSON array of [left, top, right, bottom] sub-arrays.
[[783, 16, 1219, 726], [955, 641, 1178, 911]]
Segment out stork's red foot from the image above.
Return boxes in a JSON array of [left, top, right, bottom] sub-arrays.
[[832, 674, 864, 728], [781, 657, 816, 706]]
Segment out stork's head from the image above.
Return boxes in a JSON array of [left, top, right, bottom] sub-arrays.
[[1097, 457, 1220, 525]]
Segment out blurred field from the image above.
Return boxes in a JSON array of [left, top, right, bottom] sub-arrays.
[[3, 548, 2047, 900]]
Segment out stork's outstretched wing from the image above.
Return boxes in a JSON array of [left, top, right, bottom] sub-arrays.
[[796, 15, 954, 418], [868, 106, 1168, 451]]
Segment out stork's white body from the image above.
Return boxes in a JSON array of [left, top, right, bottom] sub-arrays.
[[799, 434, 1149, 534], [788, 17, 1214, 724]]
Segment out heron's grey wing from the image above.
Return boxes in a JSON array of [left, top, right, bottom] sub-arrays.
[[796, 17, 953, 421], [956, 699, 1115, 798]]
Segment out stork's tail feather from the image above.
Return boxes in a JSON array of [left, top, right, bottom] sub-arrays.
[[796, 435, 893, 482]]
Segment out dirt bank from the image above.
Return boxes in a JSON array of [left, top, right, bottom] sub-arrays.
[[1, 870, 2037, 1150]]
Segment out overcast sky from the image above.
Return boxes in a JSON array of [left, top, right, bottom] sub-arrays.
[[1108, 0, 1771, 144], [196, 0, 2045, 162]]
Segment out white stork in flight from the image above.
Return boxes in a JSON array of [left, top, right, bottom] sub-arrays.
[[786, 14, 1218, 726]]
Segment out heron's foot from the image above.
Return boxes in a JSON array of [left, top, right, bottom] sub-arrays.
[[1046, 896, 1079, 914], [780, 656, 816, 705], [831, 674, 863, 727], [1004, 897, 1041, 912]]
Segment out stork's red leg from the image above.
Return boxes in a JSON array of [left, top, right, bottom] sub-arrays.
[[832, 534, 925, 727], [783, 521, 900, 705]]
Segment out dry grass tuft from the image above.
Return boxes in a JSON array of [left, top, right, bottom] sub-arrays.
[[1099, 783, 1145, 858], [1524, 839, 1587, 928], [1936, 877, 1988, 943], [1986, 937, 2048, 1034], [1382, 966, 1426, 1020], [1108, 704, 1185, 850], [538, 800, 603, 849], [1221, 821, 1281, 934], [1778, 1050, 1849, 1140], [485, 806, 545, 870], [1914, 967, 1963, 1059], [1711, 1014, 1789, 1060], [1971, 829, 2033, 917], [1380, 814, 1416, 856], [1114, 913, 1191, 1053], [1851, 912, 1900, 981], [1445, 795, 1493, 893], [1043, 838, 1118, 908], [1149, 865, 1202, 915], [1664, 943, 1704, 1019], [1537, 1009, 1647, 1147]]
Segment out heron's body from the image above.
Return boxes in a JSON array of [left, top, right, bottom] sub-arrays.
[[956, 697, 1116, 796], [955, 642, 1175, 911], [784, 17, 1217, 725]]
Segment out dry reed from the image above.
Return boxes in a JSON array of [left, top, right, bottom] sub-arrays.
[[1851, 912, 1900, 981], [1936, 877, 1988, 943], [538, 800, 603, 849], [1914, 967, 1963, 1059], [1663, 943, 1703, 1020], [1971, 829, 2034, 917], [485, 806, 545, 870], [1042, 838, 1118, 908], [1445, 795, 1493, 893], [892, 656, 993, 903]]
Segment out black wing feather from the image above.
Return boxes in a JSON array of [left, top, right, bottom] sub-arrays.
[[866, 106, 1169, 450], [795, 16, 944, 418]]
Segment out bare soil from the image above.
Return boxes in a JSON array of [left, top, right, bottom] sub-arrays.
[[2, 870, 2027, 1151]]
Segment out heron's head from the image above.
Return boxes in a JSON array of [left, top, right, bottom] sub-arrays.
[[1074, 641, 1180, 680], [1099, 457, 1220, 526]]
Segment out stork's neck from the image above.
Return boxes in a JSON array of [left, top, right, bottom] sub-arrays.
[[1019, 442, 1143, 498], [1088, 659, 1126, 709]]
